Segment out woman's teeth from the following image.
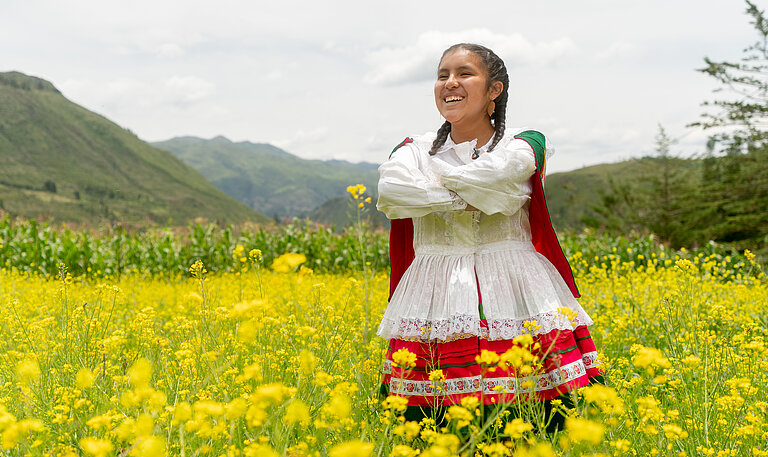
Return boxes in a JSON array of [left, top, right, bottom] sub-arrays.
[[445, 96, 464, 103]]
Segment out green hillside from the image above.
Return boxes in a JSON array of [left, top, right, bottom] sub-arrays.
[[0, 71, 267, 226], [545, 157, 698, 231], [153, 136, 379, 220]]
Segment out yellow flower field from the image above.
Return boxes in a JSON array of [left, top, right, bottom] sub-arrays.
[[0, 250, 765, 456]]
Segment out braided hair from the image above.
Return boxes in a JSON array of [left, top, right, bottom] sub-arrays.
[[429, 43, 510, 156]]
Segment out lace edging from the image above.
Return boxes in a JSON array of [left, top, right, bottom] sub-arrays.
[[377, 310, 594, 342]]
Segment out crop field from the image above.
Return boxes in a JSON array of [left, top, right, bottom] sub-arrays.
[[0, 218, 765, 456]]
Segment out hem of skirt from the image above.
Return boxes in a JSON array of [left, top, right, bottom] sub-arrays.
[[378, 372, 595, 407]]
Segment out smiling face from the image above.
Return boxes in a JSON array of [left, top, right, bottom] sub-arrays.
[[434, 48, 502, 127]]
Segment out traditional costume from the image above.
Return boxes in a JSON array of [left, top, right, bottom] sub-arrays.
[[376, 129, 603, 420]]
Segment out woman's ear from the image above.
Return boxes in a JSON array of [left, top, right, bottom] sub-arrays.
[[489, 81, 503, 100]]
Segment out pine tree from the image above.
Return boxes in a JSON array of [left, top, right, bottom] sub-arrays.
[[585, 125, 695, 247], [692, 0, 768, 254]]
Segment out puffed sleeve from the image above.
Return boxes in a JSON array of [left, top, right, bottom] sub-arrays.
[[437, 138, 536, 216], [377, 143, 468, 219]]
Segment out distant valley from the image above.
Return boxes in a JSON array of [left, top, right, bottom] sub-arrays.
[[153, 136, 383, 227]]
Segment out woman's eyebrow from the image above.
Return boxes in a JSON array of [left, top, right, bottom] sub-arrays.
[[437, 65, 476, 73]]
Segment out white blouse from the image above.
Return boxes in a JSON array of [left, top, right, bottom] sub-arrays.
[[376, 129, 593, 342]]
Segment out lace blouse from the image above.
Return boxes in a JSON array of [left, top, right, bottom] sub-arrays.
[[376, 129, 593, 342]]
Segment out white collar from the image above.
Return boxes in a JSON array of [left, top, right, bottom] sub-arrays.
[[437, 134, 495, 158]]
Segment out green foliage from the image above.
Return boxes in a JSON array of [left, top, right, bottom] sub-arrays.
[[0, 216, 757, 280], [0, 215, 389, 278]]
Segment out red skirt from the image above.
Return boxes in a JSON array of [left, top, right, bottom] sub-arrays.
[[379, 323, 602, 407]]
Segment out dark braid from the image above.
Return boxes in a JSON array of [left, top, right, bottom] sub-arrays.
[[430, 121, 452, 155], [429, 43, 511, 155]]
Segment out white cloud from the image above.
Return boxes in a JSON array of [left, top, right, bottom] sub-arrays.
[[595, 41, 637, 61], [163, 76, 214, 106], [60, 75, 215, 113], [364, 29, 578, 86], [272, 127, 329, 153], [155, 43, 185, 59]]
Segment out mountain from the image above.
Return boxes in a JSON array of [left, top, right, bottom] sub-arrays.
[[0, 71, 268, 226], [544, 157, 699, 230], [153, 136, 380, 220]]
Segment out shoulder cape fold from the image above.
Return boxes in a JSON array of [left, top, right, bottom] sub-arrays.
[[389, 137, 413, 160]]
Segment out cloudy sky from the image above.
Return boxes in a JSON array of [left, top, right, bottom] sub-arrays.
[[1, 0, 762, 172]]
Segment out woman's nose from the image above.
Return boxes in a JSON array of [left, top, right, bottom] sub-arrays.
[[446, 74, 459, 88]]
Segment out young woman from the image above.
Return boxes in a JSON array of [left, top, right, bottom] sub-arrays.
[[375, 43, 603, 431]]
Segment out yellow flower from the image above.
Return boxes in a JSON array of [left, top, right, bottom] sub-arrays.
[[16, 358, 40, 384], [390, 445, 418, 457], [393, 421, 421, 441], [171, 402, 192, 425], [512, 333, 534, 347], [523, 320, 542, 334], [510, 442, 555, 457], [428, 369, 445, 383], [80, 437, 114, 457], [478, 442, 510, 457], [229, 299, 267, 319], [256, 383, 288, 404], [226, 398, 248, 420], [271, 253, 307, 273], [445, 405, 473, 428], [76, 368, 95, 389], [314, 371, 332, 386], [346, 184, 367, 200], [129, 436, 166, 457], [193, 400, 225, 417], [662, 423, 689, 440], [681, 355, 702, 368], [329, 440, 374, 457], [283, 400, 311, 426], [631, 345, 671, 374], [460, 396, 479, 410], [128, 358, 153, 389], [381, 395, 408, 413], [504, 418, 534, 439], [582, 384, 625, 415], [298, 265, 314, 277], [249, 249, 263, 261], [324, 391, 352, 419], [565, 417, 605, 445], [188, 259, 207, 278], [392, 348, 417, 368], [674, 258, 695, 272], [476, 349, 500, 366], [244, 444, 280, 457]]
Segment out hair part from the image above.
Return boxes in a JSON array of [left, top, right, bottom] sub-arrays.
[[429, 43, 510, 155]]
